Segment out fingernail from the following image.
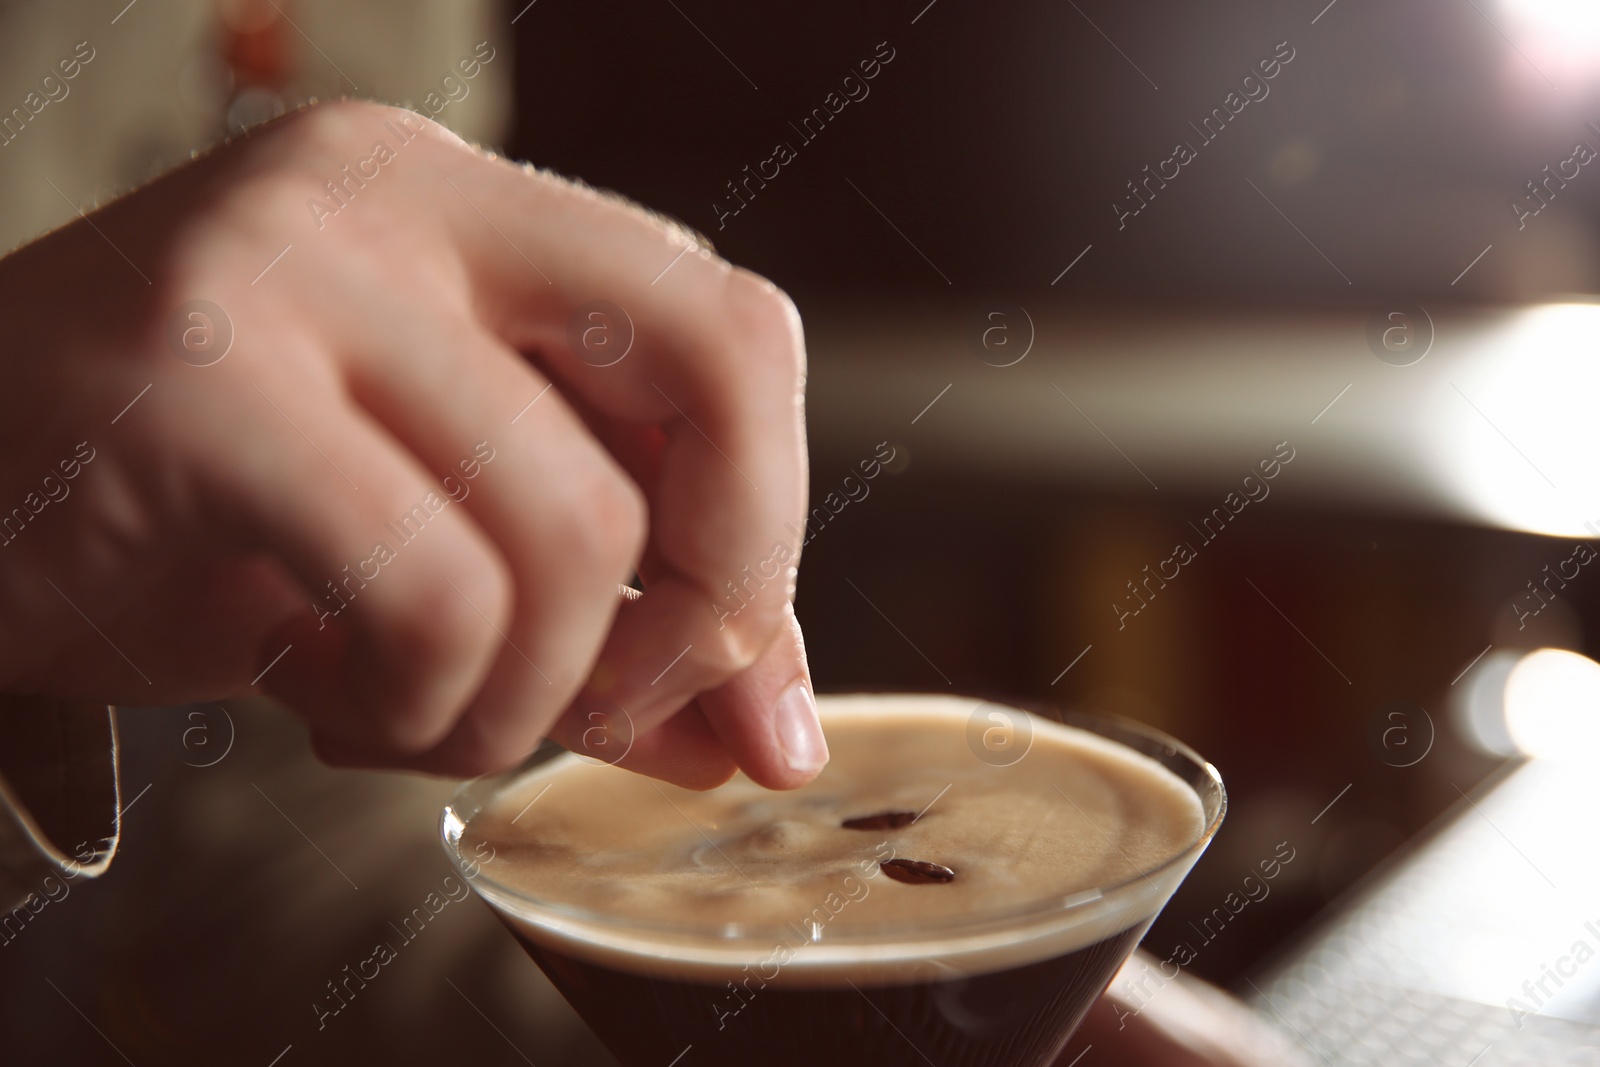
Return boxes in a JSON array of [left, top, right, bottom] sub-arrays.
[[774, 682, 828, 776]]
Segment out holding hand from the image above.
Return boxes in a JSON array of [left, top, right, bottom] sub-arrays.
[[0, 101, 823, 788]]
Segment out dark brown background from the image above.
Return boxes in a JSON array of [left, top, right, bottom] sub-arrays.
[[501, 0, 1600, 987], [6, 0, 1600, 1063]]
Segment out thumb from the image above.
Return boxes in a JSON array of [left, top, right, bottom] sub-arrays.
[[692, 605, 826, 789]]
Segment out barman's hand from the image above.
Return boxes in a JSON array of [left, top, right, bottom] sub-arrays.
[[0, 100, 825, 789]]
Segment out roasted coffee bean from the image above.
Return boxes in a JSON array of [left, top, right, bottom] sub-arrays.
[[880, 858, 955, 884], [842, 810, 919, 830]]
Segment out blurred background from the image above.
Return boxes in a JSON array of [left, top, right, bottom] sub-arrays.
[[4, 0, 1600, 1062]]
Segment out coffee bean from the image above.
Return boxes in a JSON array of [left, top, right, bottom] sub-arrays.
[[842, 810, 919, 831], [880, 858, 955, 884]]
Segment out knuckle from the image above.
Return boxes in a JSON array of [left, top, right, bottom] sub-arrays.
[[375, 552, 509, 749], [705, 593, 788, 673], [704, 626, 766, 676], [555, 464, 648, 573], [290, 99, 433, 153], [412, 561, 509, 669], [156, 102, 458, 286], [206, 102, 454, 242]]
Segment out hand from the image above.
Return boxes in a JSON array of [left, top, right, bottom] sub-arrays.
[[1059, 952, 1315, 1067], [0, 100, 824, 787]]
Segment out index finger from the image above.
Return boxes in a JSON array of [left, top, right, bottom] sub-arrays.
[[437, 141, 811, 744]]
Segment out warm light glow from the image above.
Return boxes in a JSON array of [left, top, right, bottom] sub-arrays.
[[1454, 650, 1523, 757], [1430, 304, 1600, 537], [1499, 0, 1600, 84], [1502, 648, 1600, 759], [1502, 0, 1600, 43]]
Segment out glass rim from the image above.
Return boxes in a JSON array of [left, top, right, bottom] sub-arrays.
[[440, 693, 1226, 948]]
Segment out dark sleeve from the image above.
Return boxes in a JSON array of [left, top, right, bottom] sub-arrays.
[[0, 697, 120, 912]]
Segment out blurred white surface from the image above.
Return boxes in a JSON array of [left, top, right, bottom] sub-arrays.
[[808, 300, 1600, 538]]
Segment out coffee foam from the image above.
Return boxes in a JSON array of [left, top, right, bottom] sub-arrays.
[[454, 694, 1209, 984]]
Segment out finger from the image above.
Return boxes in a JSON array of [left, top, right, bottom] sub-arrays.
[[329, 304, 646, 776], [544, 589, 823, 787], [614, 703, 739, 790], [305, 606, 754, 794], [325, 682, 738, 789], [438, 147, 808, 738], [198, 360, 510, 753], [536, 590, 739, 789], [530, 394, 824, 788], [693, 605, 824, 788], [539, 700, 738, 791]]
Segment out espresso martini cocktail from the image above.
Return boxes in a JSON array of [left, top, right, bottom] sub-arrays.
[[442, 693, 1225, 1067]]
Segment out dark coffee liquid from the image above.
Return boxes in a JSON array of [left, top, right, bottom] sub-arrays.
[[459, 697, 1212, 1065], [510, 920, 1147, 1067]]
